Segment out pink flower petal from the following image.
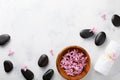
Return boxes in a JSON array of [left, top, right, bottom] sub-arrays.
[[8, 50, 14, 56], [21, 65, 28, 71], [101, 14, 106, 20], [89, 27, 96, 33], [111, 52, 117, 60], [49, 49, 53, 56], [60, 49, 87, 76]]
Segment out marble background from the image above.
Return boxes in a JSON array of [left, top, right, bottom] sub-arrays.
[[0, 0, 120, 80]]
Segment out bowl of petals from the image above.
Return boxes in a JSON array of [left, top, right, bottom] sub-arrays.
[[56, 46, 91, 80]]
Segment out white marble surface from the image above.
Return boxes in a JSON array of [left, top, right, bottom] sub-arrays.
[[0, 0, 120, 80]]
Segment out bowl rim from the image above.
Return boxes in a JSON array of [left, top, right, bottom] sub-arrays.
[[56, 45, 91, 80]]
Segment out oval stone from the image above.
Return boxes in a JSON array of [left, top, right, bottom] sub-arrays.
[[38, 54, 49, 67], [112, 14, 120, 27], [4, 60, 13, 73], [43, 69, 54, 80], [80, 29, 94, 38], [21, 69, 34, 80], [95, 32, 106, 46], [0, 34, 10, 45]]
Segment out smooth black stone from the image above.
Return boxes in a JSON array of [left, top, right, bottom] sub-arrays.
[[95, 32, 106, 46], [0, 34, 10, 45], [21, 69, 34, 80], [43, 69, 54, 80], [112, 14, 120, 27], [38, 54, 49, 67], [80, 29, 94, 38], [4, 60, 13, 73]]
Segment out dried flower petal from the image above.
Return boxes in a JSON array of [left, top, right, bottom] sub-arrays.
[[60, 49, 87, 76]]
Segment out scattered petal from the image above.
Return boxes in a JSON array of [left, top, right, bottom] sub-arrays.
[[112, 52, 117, 60], [101, 14, 106, 20], [21, 65, 28, 71], [49, 49, 53, 56], [89, 27, 96, 33], [8, 50, 14, 56]]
